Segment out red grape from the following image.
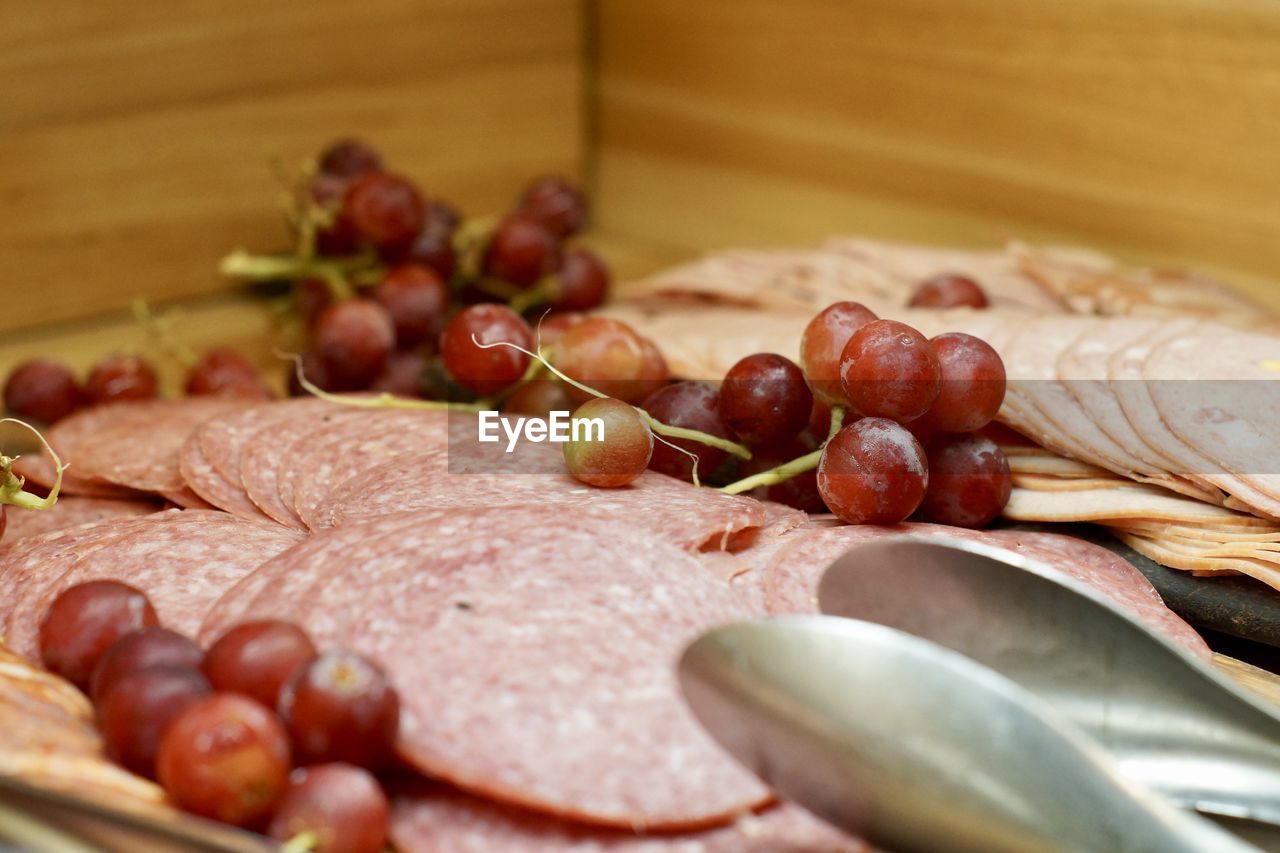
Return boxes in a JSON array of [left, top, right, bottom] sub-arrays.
[[909, 274, 989, 309], [483, 213, 560, 288], [840, 319, 940, 423], [536, 312, 587, 347], [341, 173, 425, 251], [516, 175, 586, 239], [741, 433, 826, 512], [563, 397, 653, 487], [641, 382, 731, 482], [156, 694, 291, 827], [318, 139, 383, 178], [313, 299, 395, 390], [98, 666, 212, 777], [817, 418, 929, 524], [439, 304, 533, 395], [3, 359, 81, 424], [267, 764, 389, 853], [203, 620, 317, 711], [503, 379, 573, 417], [185, 348, 270, 399], [799, 302, 878, 407], [295, 280, 334, 328], [310, 175, 361, 256], [552, 248, 610, 311], [552, 318, 661, 404], [90, 627, 203, 705], [395, 216, 457, 280], [924, 332, 1007, 433], [40, 580, 159, 690], [289, 351, 336, 396], [920, 433, 1011, 528], [635, 338, 670, 402], [371, 351, 428, 398], [84, 355, 159, 405], [278, 652, 400, 769], [719, 353, 813, 447], [370, 264, 449, 349]]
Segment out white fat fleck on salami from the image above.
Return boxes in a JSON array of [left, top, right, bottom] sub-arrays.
[[179, 434, 268, 520], [0, 498, 156, 554], [4, 511, 302, 660], [762, 523, 1209, 660], [202, 508, 771, 830], [389, 781, 865, 852]]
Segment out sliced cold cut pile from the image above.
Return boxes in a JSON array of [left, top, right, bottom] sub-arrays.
[[0, 497, 156, 554], [179, 434, 266, 520], [389, 781, 864, 852], [761, 524, 1209, 660], [201, 507, 770, 830], [3, 510, 303, 661]]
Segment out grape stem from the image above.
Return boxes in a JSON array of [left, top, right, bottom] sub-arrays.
[[507, 275, 557, 315], [131, 298, 199, 369], [285, 355, 489, 413], [718, 407, 846, 495], [219, 248, 372, 299], [281, 830, 318, 853], [0, 419, 66, 511]]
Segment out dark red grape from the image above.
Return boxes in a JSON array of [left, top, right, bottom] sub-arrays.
[[371, 351, 428, 398], [552, 248, 610, 311], [563, 397, 653, 487], [817, 418, 928, 524], [641, 382, 731, 482], [516, 175, 586, 239], [370, 264, 449, 349], [267, 764, 389, 853], [552, 318, 662, 404], [920, 433, 1011, 528], [840, 319, 941, 423], [909, 274, 989, 309], [185, 348, 271, 399], [318, 139, 383, 178], [90, 627, 203, 705], [799, 302, 878, 407], [439, 304, 533, 395], [40, 581, 159, 690], [203, 620, 317, 711], [295, 280, 334, 328], [503, 379, 573, 417], [719, 353, 813, 447], [310, 175, 361, 255], [84, 355, 159, 405], [340, 173, 424, 251], [278, 652, 400, 769], [3, 359, 81, 424], [289, 351, 336, 396], [98, 666, 212, 777], [156, 694, 291, 827], [395, 216, 457, 281], [924, 332, 1007, 433], [483, 213, 560, 288], [313, 299, 395, 390]]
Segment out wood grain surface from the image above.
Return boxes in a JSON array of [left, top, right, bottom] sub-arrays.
[[592, 0, 1280, 307], [0, 0, 583, 333]]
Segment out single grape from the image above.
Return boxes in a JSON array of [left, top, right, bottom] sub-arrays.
[[84, 355, 159, 405], [799, 302, 879, 407], [516, 175, 587, 239], [98, 666, 212, 777], [563, 397, 653, 488], [439, 304, 534, 395], [394, 218, 457, 281], [3, 359, 81, 424], [185, 348, 271, 399], [40, 580, 159, 690], [817, 418, 929, 524], [552, 248, 610, 311], [313, 299, 396, 390], [535, 312, 587, 347], [503, 379, 573, 418], [278, 652, 400, 769], [552, 318, 658, 404], [267, 764, 389, 853], [318, 139, 383, 178], [156, 694, 291, 827], [371, 351, 428, 398], [719, 353, 813, 447], [421, 198, 461, 235], [920, 433, 1012, 528], [808, 399, 833, 438], [203, 620, 317, 711], [295, 280, 334, 329], [370, 264, 449, 349], [310, 175, 361, 256], [909, 274, 989, 309], [641, 382, 731, 482], [482, 213, 560, 288], [741, 433, 826, 513], [340, 173, 425, 251], [840, 319, 941, 423], [90, 627, 204, 705], [924, 332, 1007, 433], [635, 338, 670, 403]]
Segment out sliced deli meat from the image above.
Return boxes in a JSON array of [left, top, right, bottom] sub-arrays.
[[202, 508, 771, 830], [179, 434, 267, 520], [0, 497, 156, 553]]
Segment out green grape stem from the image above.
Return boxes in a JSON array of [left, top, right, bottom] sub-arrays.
[[718, 407, 846, 495], [0, 419, 65, 511], [287, 356, 488, 413]]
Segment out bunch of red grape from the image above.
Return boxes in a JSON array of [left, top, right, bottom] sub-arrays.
[[38, 580, 393, 850]]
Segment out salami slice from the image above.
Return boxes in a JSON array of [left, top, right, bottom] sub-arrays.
[[10, 448, 144, 501], [179, 434, 268, 520], [5, 511, 302, 660], [241, 408, 365, 527], [202, 508, 770, 830], [390, 781, 864, 852], [0, 497, 156, 552]]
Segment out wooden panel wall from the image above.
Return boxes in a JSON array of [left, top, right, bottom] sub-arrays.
[[592, 0, 1280, 306], [0, 0, 583, 333]]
